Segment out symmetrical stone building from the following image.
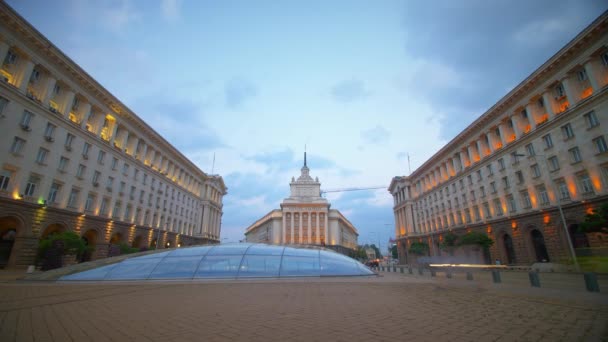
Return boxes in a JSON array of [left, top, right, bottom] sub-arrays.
[[389, 12, 608, 265], [245, 154, 358, 253], [0, 2, 226, 268]]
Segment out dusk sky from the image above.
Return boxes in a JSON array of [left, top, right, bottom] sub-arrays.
[[8, 0, 607, 251]]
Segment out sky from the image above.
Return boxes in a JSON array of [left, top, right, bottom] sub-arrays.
[[8, 0, 608, 252]]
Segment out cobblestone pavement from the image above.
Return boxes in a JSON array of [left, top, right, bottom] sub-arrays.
[[0, 273, 607, 342]]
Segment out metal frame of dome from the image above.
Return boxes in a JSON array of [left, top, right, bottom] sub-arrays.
[[59, 243, 375, 281]]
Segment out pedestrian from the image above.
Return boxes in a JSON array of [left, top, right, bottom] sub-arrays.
[[495, 259, 501, 265]]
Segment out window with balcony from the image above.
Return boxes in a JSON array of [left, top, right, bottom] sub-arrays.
[[569, 147, 582, 163], [593, 136, 608, 154], [490, 181, 497, 194], [584, 111, 599, 128], [36, 147, 49, 164], [561, 123, 574, 140], [122, 163, 130, 175], [106, 177, 114, 192], [64, 133, 75, 151], [58, 156, 69, 172], [76, 164, 86, 179], [578, 173, 594, 195], [82, 143, 91, 159], [498, 158, 505, 170], [470, 190, 475, 201], [24, 176, 39, 197], [92, 171, 100, 185], [20, 110, 34, 130], [10, 137, 26, 155], [100, 198, 109, 216], [44, 123, 56, 142], [542, 134, 553, 149], [47, 183, 61, 203], [0, 96, 9, 114], [548, 156, 560, 172], [486, 164, 494, 176], [111, 157, 118, 170], [502, 176, 510, 189], [525, 143, 535, 157], [493, 199, 503, 216], [515, 171, 524, 184], [113, 202, 121, 219], [556, 180, 570, 200], [97, 150, 106, 165]]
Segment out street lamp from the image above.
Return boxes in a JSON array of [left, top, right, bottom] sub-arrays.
[[513, 153, 579, 271]]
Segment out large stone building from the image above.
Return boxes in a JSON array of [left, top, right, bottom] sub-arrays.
[[0, 2, 226, 268], [245, 154, 358, 253], [389, 12, 608, 266]]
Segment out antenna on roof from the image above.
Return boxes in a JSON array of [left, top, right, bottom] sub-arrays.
[[211, 152, 216, 175], [304, 144, 307, 167], [408, 153, 411, 175]]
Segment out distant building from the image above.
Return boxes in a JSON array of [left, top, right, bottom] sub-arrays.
[[245, 153, 358, 253], [0, 2, 226, 268], [389, 12, 608, 265], [365, 248, 376, 260]]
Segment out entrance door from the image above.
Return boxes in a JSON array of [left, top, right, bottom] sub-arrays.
[[503, 234, 516, 264], [0, 229, 16, 268], [531, 229, 550, 262]]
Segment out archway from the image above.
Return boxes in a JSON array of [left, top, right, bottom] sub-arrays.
[[568, 224, 589, 249], [530, 229, 550, 262], [0, 216, 20, 268], [41, 223, 66, 239], [80, 229, 98, 262], [109, 232, 123, 245], [502, 234, 516, 264], [132, 235, 144, 249]]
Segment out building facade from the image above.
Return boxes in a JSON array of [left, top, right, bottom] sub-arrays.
[[245, 154, 358, 253], [389, 12, 608, 266], [0, 3, 227, 268]]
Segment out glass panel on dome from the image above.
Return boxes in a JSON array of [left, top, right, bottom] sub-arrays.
[[238, 255, 281, 277], [206, 244, 251, 256], [282, 247, 319, 257], [280, 256, 320, 277], [133, 251, 171, 260], [194, 255, 244, 278], [320, 252, 366, 276], [169, 246, 213, 257], [149, 256, 204, 279], [245, 244, 284, 256], [59, 263, 118, 281], [105, 258, 163, 280]]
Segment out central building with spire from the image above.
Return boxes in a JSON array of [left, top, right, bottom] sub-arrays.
[[244, 153, 359, 254]]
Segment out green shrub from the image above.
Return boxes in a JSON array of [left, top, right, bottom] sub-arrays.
[[117, 242, 140, 255], [409, 242, 429, 255], [458, 232, 494, 249], [38, 231, 89, 258]]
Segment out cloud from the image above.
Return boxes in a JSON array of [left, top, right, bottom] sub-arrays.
[[330, 79, 370, 103], [512, 18, 569, 45], [160, 0, 181, 22], [361, 125, 390, 145], [225, 78, 258, 109], [101, 0, 141, 32]]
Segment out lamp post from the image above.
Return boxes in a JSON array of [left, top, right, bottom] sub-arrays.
[[514, 153, 579, 271]]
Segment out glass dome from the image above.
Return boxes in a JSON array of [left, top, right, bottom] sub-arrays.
[[59, 243, 375, 281]]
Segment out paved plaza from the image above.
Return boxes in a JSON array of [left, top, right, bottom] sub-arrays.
[[0, 272, 607, 342]]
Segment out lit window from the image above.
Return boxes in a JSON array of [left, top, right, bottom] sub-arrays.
[[47, 183, 61, 203], [561, 123, 574, 139], [24, 176, 39, 197], [58, 156, 69, 172], [569, 147, 582, 163], [542, 134, 553, 149], [0, 170, 11, 191], [578, 173, 594, 194], [593, 136, 607, 154], [584, 111, 599, 128], [548, 156, 560, 172], [531, 164, 541, 178], [10, 137, 26, 155], [521, 190, 532, 209], [36, 147, 49, 164]]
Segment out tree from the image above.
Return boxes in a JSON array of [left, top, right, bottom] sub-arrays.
[[579, 203, 608, 233], [409, 242, 429, 256], [391, 245, 398, 259], [370, 244, 382, 258], [439, 232, 458, 255], [458, 232, 494, 249]]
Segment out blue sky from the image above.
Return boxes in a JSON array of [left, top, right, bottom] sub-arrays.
[[9, 0, 607, 252]]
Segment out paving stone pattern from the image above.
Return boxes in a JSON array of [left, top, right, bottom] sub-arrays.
[[0, 274, 606, 341]]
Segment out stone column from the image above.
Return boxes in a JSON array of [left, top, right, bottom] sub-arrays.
[[17, 59, 35, 93], [79, 103, 91, 129], [467, 144, 477, 164], [307, 212, 312, 243], [299, 212, 303, 242], [61, 90, 75, 118], [542, 91, 556, 119], [282, 210, 286, 244], [0, 41, 9, 66], [525, 103, 538, 131], [496, 123, 507, 147], [315, 212, 320, 244], [460, 149, 470, 169], [584, 59, 603, 91], [41, 76, 57, 106], [561, 76, 577, 107]]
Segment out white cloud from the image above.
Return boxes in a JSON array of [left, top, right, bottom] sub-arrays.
[[512, 18, 570, 45], [161, 0, 181, 22]]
